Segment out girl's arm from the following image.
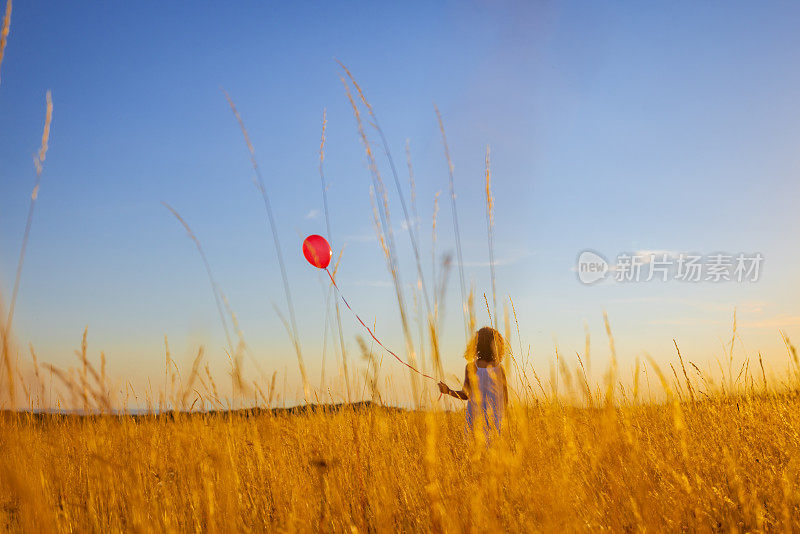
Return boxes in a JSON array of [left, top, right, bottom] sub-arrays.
[[437, 365, 472, 400]]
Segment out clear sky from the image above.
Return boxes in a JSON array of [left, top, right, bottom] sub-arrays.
[[3, 2, 800, 405]]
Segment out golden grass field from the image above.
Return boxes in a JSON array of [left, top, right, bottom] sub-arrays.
[[3, 2, 800, 531], [2, 383, 800, 532]]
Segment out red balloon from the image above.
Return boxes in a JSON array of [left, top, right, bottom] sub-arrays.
[[303, 234, 332, 269]]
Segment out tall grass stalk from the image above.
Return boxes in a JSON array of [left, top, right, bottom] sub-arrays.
[[3, 91, 51, 407], [337, 61, 433, 319], [319, 279, 332, 391], [431, 192, 440, 302], [405, 141, 429, 377], [429, 192, 445, 378], [405, 140, 421, 242], [0, 0, 10, 86], [435, 105, 468, 342], [342, 77, 421, 405], [162, 202, 235, 360], [340, 63, 446, 388], [322, 250, 346, 394], [6, 91, 52, 333], [223, 90, 309, 398], [484, 146, 497, 330], [318, 108, 350, 401]]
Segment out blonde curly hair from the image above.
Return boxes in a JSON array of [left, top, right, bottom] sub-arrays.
[[463, 326, 507, 363]]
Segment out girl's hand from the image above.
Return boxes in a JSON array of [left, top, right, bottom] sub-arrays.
[[437, 382, 450, 394]]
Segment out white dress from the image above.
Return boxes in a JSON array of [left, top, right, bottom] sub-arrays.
[[465, 366, 505, 435]]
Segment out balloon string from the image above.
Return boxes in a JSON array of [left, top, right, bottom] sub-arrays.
[[325, 268, 438, 383]]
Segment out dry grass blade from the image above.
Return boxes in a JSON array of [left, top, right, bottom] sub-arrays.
[[337, 60, 432, 318], [3, 91, 51, 408], [0, 0, 10, 86], [179, 347, 205, 409], [318, 108, 350, 401], [431, 191, 440, 292], [162, 202, 234, 358], [780, 330, 800, 384], [602, 312, 618, 408], [7, 91, 52, 333], [406, 140, 420, 239], [434, 105, 468, 341], [484, 146, 497, 329], [728, 310, 737, 390], [223, 89, 309, 397], [342, 75, 421, 404], [673, 339, 695, 403]]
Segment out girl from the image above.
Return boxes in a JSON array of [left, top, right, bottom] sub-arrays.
[[438, 326, 509, 436]]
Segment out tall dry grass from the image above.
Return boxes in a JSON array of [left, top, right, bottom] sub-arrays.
[[2, 365, 800, 531], [339, 67, 424, 405], [2, 31, 800, 531], [223, 91, 310, 398], [435, 106, 469, 344], [318, 108, 351, 400], [0, 0, 10, 87]]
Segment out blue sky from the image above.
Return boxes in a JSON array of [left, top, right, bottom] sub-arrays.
[[2, 2, 800, 403]]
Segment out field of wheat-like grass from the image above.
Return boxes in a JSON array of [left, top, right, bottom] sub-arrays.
[[3, 3, 800, 532], [1, 388, 799, 532]]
